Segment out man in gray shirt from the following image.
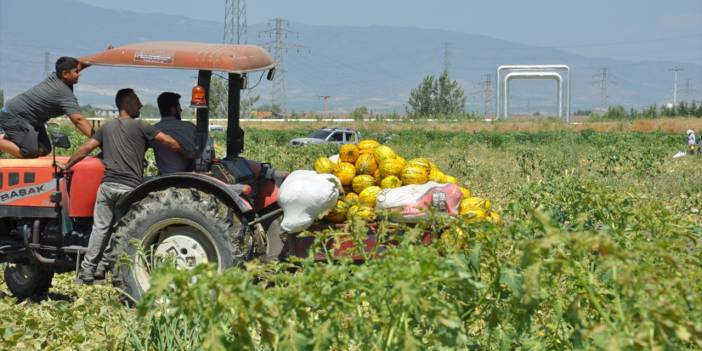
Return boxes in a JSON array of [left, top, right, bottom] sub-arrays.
[[60, 88, 185, 283], [153, 92, 197, 174], [0, 57, 93, 158]]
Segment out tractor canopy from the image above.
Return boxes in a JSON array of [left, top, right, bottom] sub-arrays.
[[80, 41, 275, 73]]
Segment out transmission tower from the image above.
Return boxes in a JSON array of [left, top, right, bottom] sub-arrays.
[[318, 95, 331, 116], [259, 18, 306, 112], [669, 66, 683, 105], [442, 42, 451, 73], [223, 0, 247, 44], [596, 68, 609, 109], [477, 74, 493, 116], [44, 51, 50, 77]]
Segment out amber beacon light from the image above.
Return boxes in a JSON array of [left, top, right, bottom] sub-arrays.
[[190, 85, 208, 108]]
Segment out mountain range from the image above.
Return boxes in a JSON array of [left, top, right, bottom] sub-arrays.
[[0, 0, 700, 114]]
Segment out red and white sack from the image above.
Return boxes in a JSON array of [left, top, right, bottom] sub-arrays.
[[375, 182, 462, 223]]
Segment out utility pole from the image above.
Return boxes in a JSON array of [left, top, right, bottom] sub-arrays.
[[442, 42, 451, 73], [318, 95, 331, 116], [669, 66, 683, 105], [259, 18, 306, 112], [223, 0, 246, 44], [683, 79, 691, 103], [44, 51, 51, 77]]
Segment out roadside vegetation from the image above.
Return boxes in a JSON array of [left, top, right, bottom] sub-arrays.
[[1, 127, 700, 349]]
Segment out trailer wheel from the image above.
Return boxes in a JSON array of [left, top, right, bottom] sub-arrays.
[[109, 188, 250, 304], [3, 263, 54, 300]]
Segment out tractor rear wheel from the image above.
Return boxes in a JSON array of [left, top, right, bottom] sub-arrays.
[[3, 263, 54, 300], [108, 188, 250, 303]]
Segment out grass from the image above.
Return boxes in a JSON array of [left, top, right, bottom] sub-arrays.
[[1, 125, 701, 349]]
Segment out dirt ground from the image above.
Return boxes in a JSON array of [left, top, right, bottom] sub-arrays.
[[241, 117, 702, 133]]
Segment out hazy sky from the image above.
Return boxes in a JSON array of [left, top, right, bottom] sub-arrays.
[[78, 0, 702, 64]]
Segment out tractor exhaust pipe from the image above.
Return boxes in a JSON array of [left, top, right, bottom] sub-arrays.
[[30, 220, 71, 268]]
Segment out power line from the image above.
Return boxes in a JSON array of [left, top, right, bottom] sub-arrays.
[[259, 18, 307, 112], [223, 0, 246, 44], [669, 66, 684, 105]]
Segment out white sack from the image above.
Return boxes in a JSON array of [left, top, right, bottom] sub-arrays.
[[278, 170, 340, 233]]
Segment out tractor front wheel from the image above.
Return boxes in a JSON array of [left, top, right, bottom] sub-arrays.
[[108, 188, 250, 303], [3, 263, 54, 300]]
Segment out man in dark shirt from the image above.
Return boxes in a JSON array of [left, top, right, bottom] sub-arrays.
[[0, 57, 93, 158], [60, 88, 184, 283], [153, 92, 197, 174]]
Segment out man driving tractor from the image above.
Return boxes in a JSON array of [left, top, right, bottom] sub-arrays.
[[0, 57, 93, 158]]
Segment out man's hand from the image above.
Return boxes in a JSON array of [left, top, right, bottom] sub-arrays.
[[55, 161, 68, 171]]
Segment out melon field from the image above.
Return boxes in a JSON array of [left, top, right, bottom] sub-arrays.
[[1, 125, 701, 350]]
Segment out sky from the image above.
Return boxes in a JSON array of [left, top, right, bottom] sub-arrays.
[[79, 0, 702, 64]]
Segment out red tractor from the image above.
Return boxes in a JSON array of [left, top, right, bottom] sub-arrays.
[[0, 42, 292, 301]]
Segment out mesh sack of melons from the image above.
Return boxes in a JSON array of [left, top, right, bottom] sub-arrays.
[[373, 145, 397, 163], [380, 175, 402, 189], [401, 164, 429, 185], [379, 157, 406, 178], [347, 205, 376, 222], [358, 186, 382, 207], [339, 144, 360, 163], [335, 162, 356, 186], [314, 156, 338, 174], [352, 174, 376, 194], [355, 153, 378, 175], [358, 139, 380, 155], [324, 200, 350, 223]]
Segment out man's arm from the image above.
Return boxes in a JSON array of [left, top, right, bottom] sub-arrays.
[[58, 138, 100, 170], [153, 132, 194, 158], [68, 113, 93, 137]]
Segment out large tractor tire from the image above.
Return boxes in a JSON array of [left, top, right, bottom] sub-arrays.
[[109, 188, 250, 303], [3, 263, 54, 300]]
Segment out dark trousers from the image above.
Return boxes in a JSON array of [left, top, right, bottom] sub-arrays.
[[0, 111, 51, 158]]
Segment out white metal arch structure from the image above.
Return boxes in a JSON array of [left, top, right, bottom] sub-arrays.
[[496, 65, 571, 122]]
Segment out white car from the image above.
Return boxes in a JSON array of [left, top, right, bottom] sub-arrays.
[[289, 127, 361, 146]]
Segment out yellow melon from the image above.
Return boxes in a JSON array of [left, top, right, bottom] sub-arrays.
[[401, 165, 429, 185], [355, 153, 378, 175], [335, 162, 356, 186], [443, 175, 458, 184], [314, 156, 337, 174], [339, 144, 360, 163], [347, 205, 376, 222], [324, 200, 349, 223], [407, 158, 432, 173], [459, 187, 471, 198], [345, 192, 359, 203], [379, 157, 405, 178], [373, 145, 397, 162], [429, 168, 446, 183], [460, 197, 490, 213], [358, 186, 381, 207], [380, 175, 402, 189], [352, 175, 376, 194], [358, 139, 380, 155]]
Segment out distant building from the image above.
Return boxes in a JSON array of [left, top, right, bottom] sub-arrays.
[[93, 105, 118, 118]]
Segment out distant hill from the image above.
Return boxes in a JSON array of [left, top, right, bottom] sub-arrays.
[[1, 0, 700, 114]]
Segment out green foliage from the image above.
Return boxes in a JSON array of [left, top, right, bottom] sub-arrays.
[[350, 106, 369, 121], [590, 103, 702, 120], [407, 70, 466, 118], [2, 128, 701, 349]]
